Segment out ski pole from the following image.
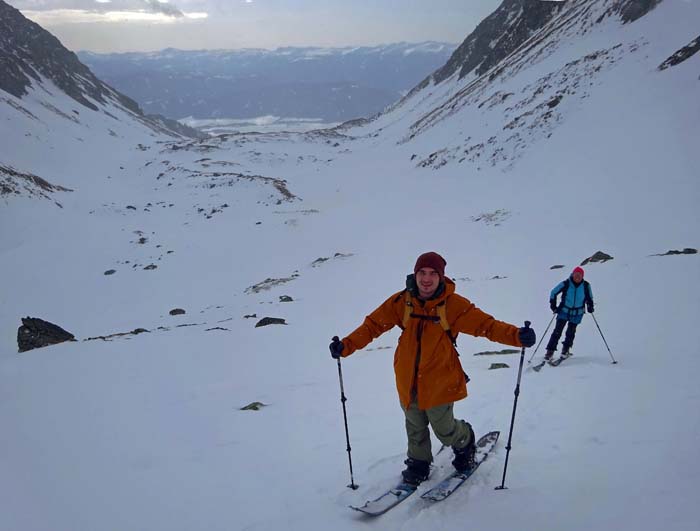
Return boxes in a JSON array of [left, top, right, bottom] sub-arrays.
[[496, 321, 530, 491], [527, 313, 555, 363], [591, 314, 617, 364], [333, 337, 359, 490]]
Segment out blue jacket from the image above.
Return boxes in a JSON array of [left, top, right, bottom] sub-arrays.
[[550, 277, 593, 325]]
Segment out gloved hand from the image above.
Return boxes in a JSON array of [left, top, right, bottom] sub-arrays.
[[329, 336, 344, 359], [550, 299, 558, 313], [518, 326, 536, 348], [587, 303, 594, 313]]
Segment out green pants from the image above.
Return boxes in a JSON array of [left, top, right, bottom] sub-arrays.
[[402, 400, 472, 462]]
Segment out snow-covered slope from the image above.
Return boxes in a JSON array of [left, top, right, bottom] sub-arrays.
[[1, 1, 698, 530], [340, 0, 698, 256], [0, 0, 203, 203]]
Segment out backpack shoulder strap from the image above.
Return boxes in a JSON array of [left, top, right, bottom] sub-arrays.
[[401, 293, 457, 347], [401, 290, 413, 329], [436, 299, 457, 346]]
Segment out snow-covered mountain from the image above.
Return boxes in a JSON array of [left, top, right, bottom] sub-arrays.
[[352, 0, 688, 175], [77, 43, 457, 122], [0, 0, 205, 202], [1, 1, 698, 531]]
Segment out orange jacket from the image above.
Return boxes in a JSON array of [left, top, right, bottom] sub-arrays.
[[341, 278, 522, 410]]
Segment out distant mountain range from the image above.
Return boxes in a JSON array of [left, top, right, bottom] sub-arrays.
[[0, 0, 203, 140], [77, 43, 456, 122]]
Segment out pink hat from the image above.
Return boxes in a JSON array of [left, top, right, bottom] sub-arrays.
[[572, 266, 585, 277]]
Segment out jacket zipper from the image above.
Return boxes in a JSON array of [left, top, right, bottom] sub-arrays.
[[411, 315, 425, 402]]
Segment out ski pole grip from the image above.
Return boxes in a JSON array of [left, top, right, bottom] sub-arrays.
[[524, 320, 531, 328]]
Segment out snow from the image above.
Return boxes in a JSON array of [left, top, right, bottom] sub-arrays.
[[1, 1, 699, 530]]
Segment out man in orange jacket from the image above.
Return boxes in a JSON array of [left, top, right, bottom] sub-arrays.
[[330, 251, 535, 485]]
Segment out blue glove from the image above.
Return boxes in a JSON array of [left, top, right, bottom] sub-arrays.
[[329, 336, 344, 359], [518, 326, 536, 348]]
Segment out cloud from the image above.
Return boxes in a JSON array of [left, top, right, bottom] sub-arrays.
[[144, 0, 184, 18], [18, 0, 208, 24]]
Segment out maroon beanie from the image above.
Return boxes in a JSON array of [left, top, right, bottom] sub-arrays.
[[414, 252, 447, 279]]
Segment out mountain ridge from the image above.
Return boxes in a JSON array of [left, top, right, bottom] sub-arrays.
[[77, 42, 457, 122], [0, 0, 203, 139]]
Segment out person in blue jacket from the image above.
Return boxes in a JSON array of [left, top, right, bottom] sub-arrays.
[[545, 266, 594, 360]]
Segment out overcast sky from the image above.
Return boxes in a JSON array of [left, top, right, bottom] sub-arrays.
[[9, 0, 504, 53]]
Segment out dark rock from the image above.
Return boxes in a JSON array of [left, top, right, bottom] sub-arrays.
[[255, 317, 287, 328], [550, 264, 565, 269], [17, 317, 76, 352], [547, 95, 563, 108], [143, 264, 158, 270], [428, 0, 564, 85], [245, 273, 299, 294], [474, 349, 519, 356], [311, 257, 329, 267], [652, 248, 698, 257], [104, 269, 116, 275], [581, 251, 614, 265], [240, 401, 267, 411], [84, 328, 149, 342], [279, 295, 294, 302], [614, 0, 663, 24], [244, 314, 257, 319], [659, 36, 700, 71], [1, 164, 72, 200], [489, 363, 510, 370], [169, 308, 186, 316]]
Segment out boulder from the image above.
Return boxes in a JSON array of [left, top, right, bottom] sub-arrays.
[[17, 317, 75, 352], [255, 317, 287, 328], [581, 251, 613, 265]]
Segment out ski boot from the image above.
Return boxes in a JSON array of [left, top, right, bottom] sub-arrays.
[[452, 424, 477, 473], [401, 458, 430, 486]]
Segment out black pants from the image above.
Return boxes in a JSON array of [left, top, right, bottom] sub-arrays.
[[546, 318, 578, 353]]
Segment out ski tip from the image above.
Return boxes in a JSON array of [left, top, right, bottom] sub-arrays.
[[477, 431, 500, 447]]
